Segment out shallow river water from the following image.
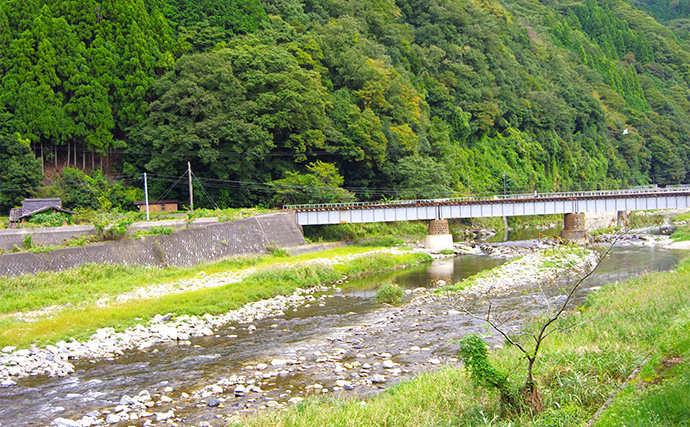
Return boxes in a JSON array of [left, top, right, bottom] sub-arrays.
[[0, 245, 686, 427]]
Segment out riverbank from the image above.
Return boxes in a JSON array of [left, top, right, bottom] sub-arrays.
[[238, 251, 690, 427], [0, 248, 431, 371], [24, 244, 600, 427]]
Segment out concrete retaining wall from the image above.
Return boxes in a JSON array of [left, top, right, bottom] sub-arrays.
[[0, 212, 305, 277], [0, 225, 95, 251]]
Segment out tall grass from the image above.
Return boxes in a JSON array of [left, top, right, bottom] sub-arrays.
[[241, 255, 690, 427], [0, 251, 431, 348], [0, 246, 385, 316], [304, 221, 428, 243]]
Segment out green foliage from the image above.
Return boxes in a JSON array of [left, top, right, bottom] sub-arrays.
[[270, 247, 290, 257], [52, 167, 141, 211], [26, 212, 73, 227], [373, 281, 404, 304], [271, 161, 356, 205], [22, 234, 32, 249], [2, 0, 690, 206], [670, 225, 690, 242], [137, 226, 173, 237], [97, 217, 134, 241], [0, 133, 43, 211], [459, 335, 512, 401]]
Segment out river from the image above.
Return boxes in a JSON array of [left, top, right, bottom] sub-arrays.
[[0, 244, 686, 427]]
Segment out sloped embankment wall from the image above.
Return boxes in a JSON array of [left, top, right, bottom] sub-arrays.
[[0, 212, 305, 277]]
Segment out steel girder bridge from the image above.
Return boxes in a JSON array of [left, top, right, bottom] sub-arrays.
[[284, 187, 690, 227]]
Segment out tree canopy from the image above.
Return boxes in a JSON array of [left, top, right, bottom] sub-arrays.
[[2, 0, 690, 209]]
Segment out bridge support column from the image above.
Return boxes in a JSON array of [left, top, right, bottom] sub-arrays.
[[561, 213, 585, 241], [617, 210, 629, 228], [424, 219, 454, 250]]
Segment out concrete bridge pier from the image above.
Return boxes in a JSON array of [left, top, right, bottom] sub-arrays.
[[424, 219, 454, 250], [617, 210, 629, 228], [561, 213, 585, 241]]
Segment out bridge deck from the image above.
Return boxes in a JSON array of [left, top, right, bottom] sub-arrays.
[[285, 187, 690, 226]]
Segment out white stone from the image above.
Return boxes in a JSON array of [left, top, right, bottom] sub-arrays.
[[1, 379, 17, 388], [207, 384, 223, 394], [52, 418, 80, 427], [371, 374, 386, 384], [382, 360, 396, 369], [2, 346, 16, 353], [429, 358, 441, 365], [105, 414, 121, 424], [270, 358, 287, 367], [288, 397, 304, 404], [120, 395, 136, 406], [155, 410, 175, 422]]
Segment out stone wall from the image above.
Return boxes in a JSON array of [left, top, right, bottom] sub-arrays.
[[0, 212, 305, 277]]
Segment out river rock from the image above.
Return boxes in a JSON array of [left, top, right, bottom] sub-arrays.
[[105, 414, 121, 424], [119, 395, 136, 406], [1, 379, 17, 388], [1, 346, 16, 354], [155, 410, 174, 422], [80, 416, 97, 427], [382, 360, 396, 368], [53, 418, 79, 427], [207, 384, 223, 394], [371, 374, 386, 384], [288, 397, 304, 404], [234, 385, 246, 396], [207, 397, 220, 407]]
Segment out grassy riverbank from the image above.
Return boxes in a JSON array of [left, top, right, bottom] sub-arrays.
[[240, 255, 690, 427], [0, 248, 432, 349]]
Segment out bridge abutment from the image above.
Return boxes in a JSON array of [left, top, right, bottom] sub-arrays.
[[561, 213, 585, 241], [424, 219, 454, 250]]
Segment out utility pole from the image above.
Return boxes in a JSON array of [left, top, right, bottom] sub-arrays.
[[144, 173, 150, 221], [188, 161, 194, 213], [503, 171, 506, 195]]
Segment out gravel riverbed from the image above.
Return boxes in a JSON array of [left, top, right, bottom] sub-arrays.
[[0, 244, 601, 427]]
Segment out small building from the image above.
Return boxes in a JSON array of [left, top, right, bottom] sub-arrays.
[[8, 198, 75, 228], [133, 200, 179, 213]]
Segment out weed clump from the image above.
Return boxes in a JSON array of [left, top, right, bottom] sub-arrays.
[[374, 282, 404, 304]]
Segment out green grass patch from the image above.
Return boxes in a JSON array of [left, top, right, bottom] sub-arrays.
[[240, 255, 690, 427], [0, 246, 388, 316], [0, 250, 431, 348], [304, 221, 427, 243], [670, 225, 690, 242], [374, 282, 404, 304]]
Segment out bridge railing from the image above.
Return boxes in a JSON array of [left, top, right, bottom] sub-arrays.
[[283, 186, 690, 211]]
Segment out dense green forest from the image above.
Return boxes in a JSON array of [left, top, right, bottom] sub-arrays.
[[1, 0, 690, 211]]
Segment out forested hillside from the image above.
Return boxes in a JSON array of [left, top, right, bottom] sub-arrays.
[[1, 0, 690, 210]]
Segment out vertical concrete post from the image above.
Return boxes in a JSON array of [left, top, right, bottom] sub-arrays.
[[617, 210, 629, 228], [424, 219, 454, 250], [561, 213, 585, 241]]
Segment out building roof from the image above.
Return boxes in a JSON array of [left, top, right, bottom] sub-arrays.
[[8, 198, 75, 222]]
